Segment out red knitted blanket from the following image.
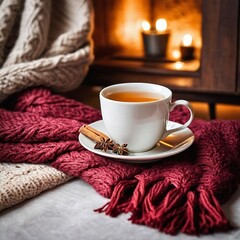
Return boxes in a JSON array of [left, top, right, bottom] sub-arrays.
[[1, 88, 240, 235]]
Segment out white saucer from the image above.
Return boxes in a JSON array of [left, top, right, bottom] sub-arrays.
[[79, 120, 194, 163]]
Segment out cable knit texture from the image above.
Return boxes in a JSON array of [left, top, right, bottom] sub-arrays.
[[0, 0, 93, 102], [0, 88, 240, 236]]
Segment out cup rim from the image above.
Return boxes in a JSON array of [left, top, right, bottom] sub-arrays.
[[100, 82, 172, 104]]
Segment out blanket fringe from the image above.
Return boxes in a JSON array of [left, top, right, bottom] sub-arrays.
[[198, 189, 232, 233], [95, 179, 137, 217], [96, 179, 232, 235], [137, 185, 188, 234]]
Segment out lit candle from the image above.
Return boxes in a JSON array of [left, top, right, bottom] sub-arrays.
[[155, 18, 167, 32], [141, 20, 151, 32], [183, 34, 193, 47], [174, 61, 184, 70], [141, 18, 170, 58], [172, 50, 181, 60], [180, 34, 195, 60]]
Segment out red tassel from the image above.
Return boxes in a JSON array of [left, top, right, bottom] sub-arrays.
[[95, 179, 137, 217], [94, 202, 110, 214], [161, 205, 187, 234], [154, 188, 187, 234], [96, 178, 233, 235], [129, 179, 171, 223], [125, 178, 151, 213], [142, 180, 172, 219], [198, 189, 231, 233], [130, 180, 190, 235], [130, 183, 197, 235], [181, 191, 197, 234]]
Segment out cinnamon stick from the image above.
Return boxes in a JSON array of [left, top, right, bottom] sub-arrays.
[[79, 125, 109, 142]]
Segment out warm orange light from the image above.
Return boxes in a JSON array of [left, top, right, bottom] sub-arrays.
[[141, 20, 151, 31], [174, 61, 184, 70], [182, 34, 193, 46], [156, 18, 167, 31], [172, 50, 180, 59]]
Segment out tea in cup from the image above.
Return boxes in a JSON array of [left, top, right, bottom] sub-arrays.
[[100, 82, 193, 152]]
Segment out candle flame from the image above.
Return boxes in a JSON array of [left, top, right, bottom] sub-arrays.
[[175, 61, 184, 70], [172, 50, 180, 59], [141, 20, 151, 31], [182, 34, 193, 47], [156, 18, 167, 31]]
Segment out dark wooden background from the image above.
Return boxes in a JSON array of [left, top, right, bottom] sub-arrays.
[[84, 0, 239, 111]]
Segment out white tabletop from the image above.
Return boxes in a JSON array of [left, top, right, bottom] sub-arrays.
[[0, 179, 240, 240]]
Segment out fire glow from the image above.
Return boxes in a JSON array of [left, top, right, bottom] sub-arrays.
[[141, 18, 168, 32]]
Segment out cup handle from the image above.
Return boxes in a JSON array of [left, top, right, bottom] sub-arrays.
[[162, 100, 194, 139]]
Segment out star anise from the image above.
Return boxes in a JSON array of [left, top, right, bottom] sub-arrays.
[[112, 143, 129, 156], [94, 138, 115, 152]]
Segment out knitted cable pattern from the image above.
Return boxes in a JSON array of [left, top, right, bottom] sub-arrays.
[[0, 0, 93, 102], [0, 87, 240, 235]]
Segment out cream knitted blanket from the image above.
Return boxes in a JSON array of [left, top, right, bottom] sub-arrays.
[[0, 0, 94, 102], [0, 163, 73, 211]]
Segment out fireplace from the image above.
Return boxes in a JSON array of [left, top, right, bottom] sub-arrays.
[[85, 0, 240, 115], [92, 0, 202, 60]]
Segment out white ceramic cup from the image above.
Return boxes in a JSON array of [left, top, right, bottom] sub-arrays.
[[100, 82, 193, 153]]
